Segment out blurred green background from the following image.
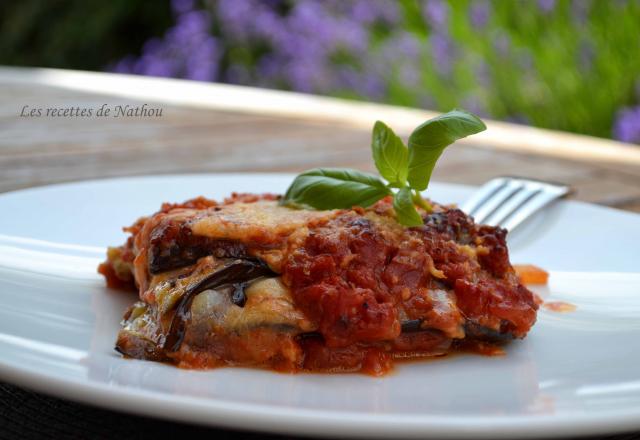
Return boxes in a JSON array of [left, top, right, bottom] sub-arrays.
[[2, 0, 640, 143]]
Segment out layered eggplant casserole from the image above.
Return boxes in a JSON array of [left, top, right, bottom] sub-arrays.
[[99, 193, 538, 375]]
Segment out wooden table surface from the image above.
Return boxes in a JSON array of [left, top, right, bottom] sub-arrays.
[[2, 67, 640, 211], [1, 67, 639, 439]]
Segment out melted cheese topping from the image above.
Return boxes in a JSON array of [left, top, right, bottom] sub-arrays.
[[189, 277, 316, 333], [191, 201, 337, 243]]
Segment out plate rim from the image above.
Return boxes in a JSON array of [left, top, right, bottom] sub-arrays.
[[3, 358, 640, 439], [1, 173, 639, 439]]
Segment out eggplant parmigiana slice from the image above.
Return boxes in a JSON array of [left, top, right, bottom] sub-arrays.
[[99, 193, 538, 375]]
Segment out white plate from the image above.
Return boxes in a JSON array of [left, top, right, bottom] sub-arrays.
[[0, 174, 639, 439]]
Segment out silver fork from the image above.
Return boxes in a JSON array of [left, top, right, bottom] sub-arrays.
[[460, 176, 573, 232]]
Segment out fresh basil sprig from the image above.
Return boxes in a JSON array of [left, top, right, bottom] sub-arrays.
[[407, 109, 486, 191], [393, 187, 424, 227], [371, 121, 408, 188], [282, 168, 392, 210], [281, 109, 486, 226]]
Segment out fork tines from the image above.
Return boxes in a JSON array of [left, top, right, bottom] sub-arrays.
[[461, 177, 572, 232]]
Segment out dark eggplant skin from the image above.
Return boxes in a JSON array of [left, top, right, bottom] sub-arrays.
[[400, 319, 424, 333], [464, 322, 515, 342], [149, 237, 248, 274], [115, 332, 170, 362], [402, 319, 518, 340], [297, 319, 442, 338], [163, 259, 276, 352], [295, 319, 513, 340]]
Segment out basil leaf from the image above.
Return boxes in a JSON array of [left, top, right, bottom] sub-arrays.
[[393, 187, 423, 227], [281, 168, 391, 210], [371, 121, 409, 187], [407, 109, 486, 191]]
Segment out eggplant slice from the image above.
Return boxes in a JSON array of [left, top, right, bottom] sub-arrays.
[[163, 258, 276, 352]]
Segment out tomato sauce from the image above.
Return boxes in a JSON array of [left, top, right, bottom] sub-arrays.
[[281, 198, 538, 374], [105, 195, 539, 375]]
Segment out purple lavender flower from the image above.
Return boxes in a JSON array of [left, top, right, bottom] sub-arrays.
[[613, 106, 640, 144], [252, 9, 282, 44], [536, 0, 556, 13], [469, 0, 491, 29], [224, 63, 251, 85], [253, 0, 377, 94], [216, 0, 249, 32], [430, 32, 455, 75], [381, 32, 422, 63], [287, 1, 333, 42], [172, 0, 195, 15], [350, 0, 401, 25], [216, 0, 277, 41], [351, 0, 378, 24], [334, 18, 369, 53], [422, 0, 449, 31], [371, 0, 402, 25], [255, 54, 281, 83], [571, 0, 592, 25], [170, 10, 211, 43], [135, 55, 177, 78], [112, 5, 220, 82], [185, 36, 220, 81], [358, 73, 387, 100], [286, 59, 332, 93], [335, 66, 361, 90], [111, 0, 403, 101]]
